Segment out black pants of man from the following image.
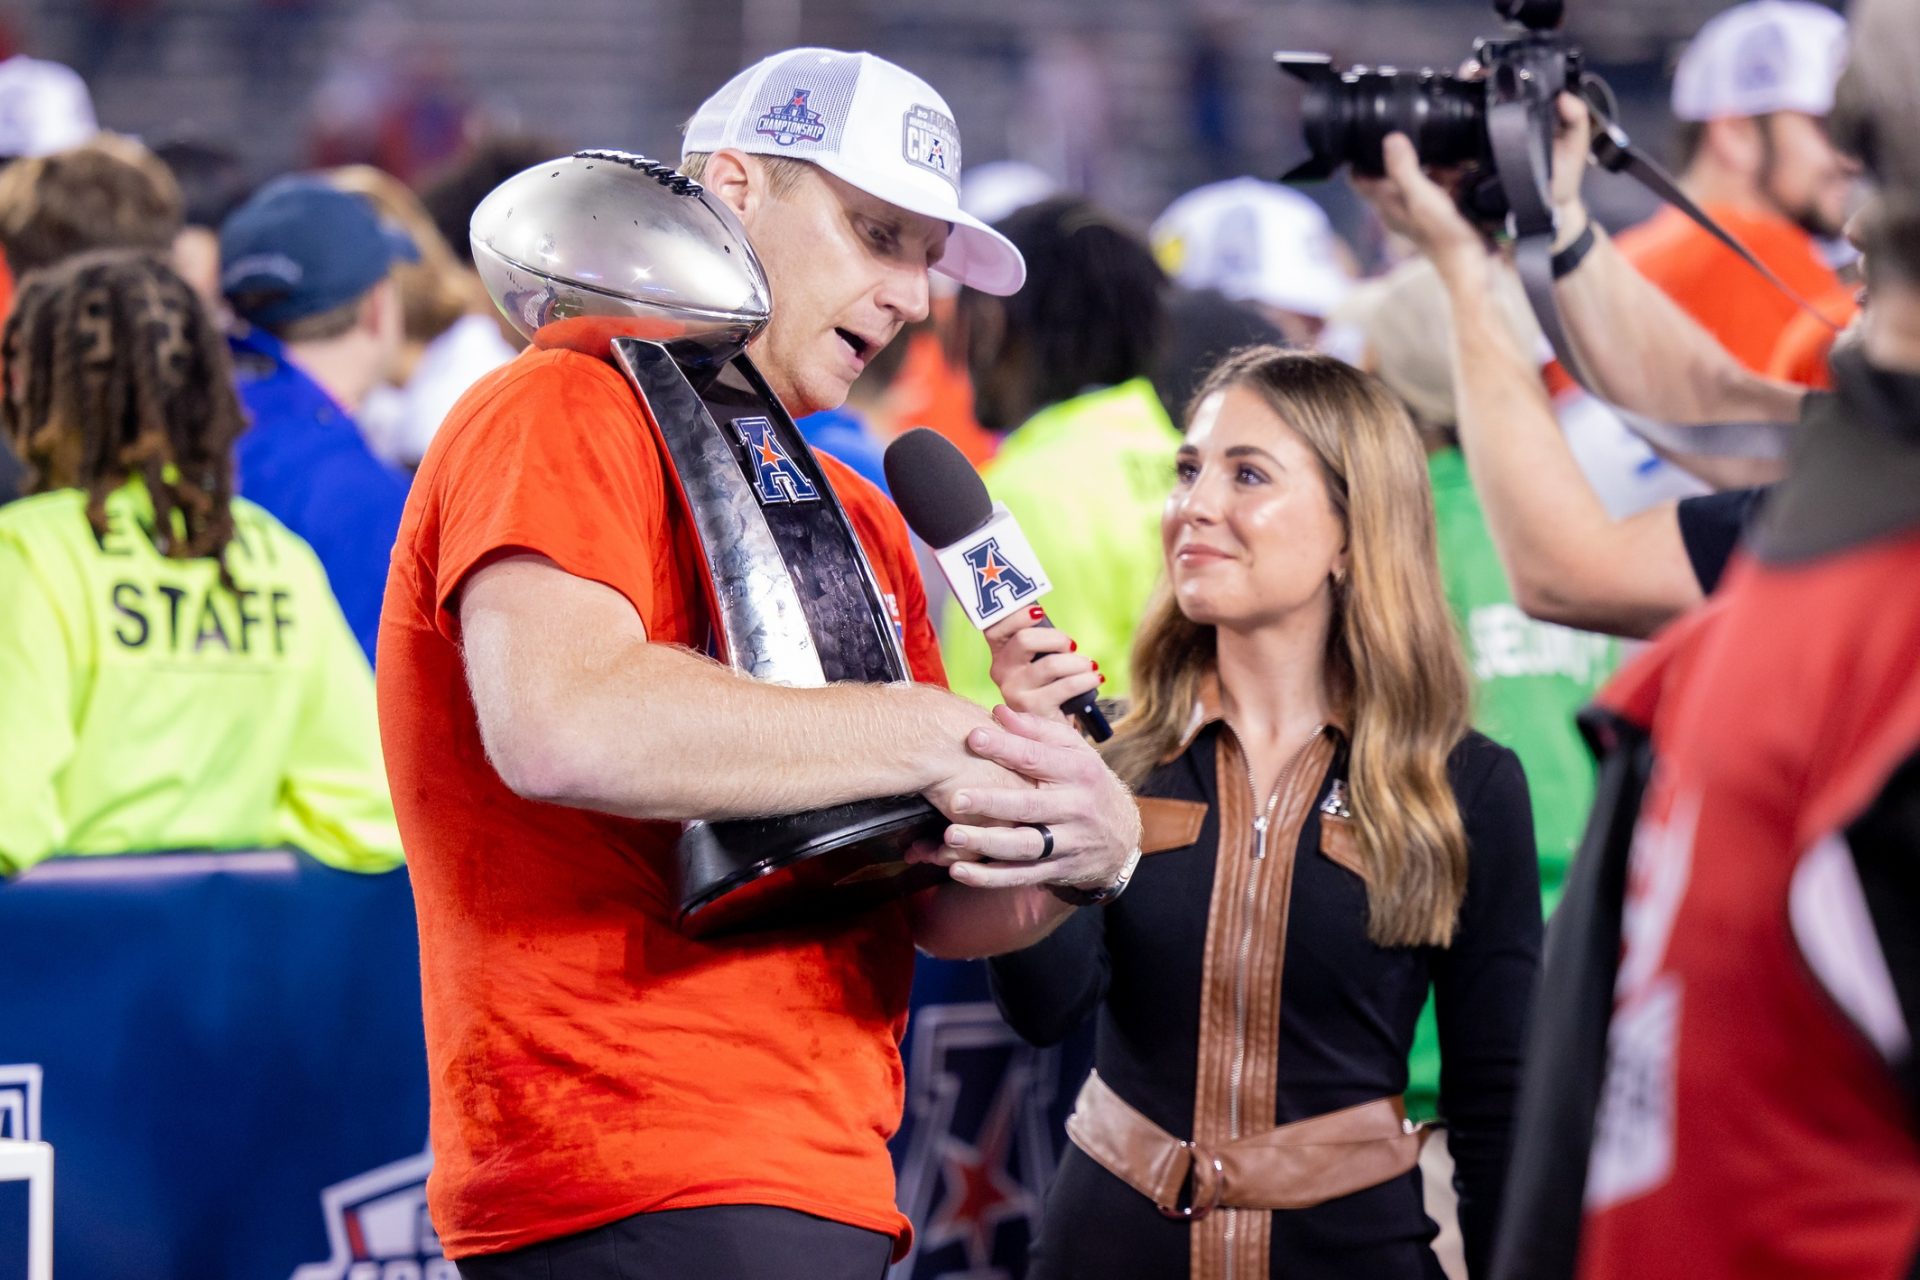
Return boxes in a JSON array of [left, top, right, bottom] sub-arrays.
[[454, 1204, 894, 1280]]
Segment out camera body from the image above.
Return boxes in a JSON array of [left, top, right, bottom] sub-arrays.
[[1280, 0, 1591, 230]]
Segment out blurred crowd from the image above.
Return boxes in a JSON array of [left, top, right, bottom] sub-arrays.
[[0, 0, 1911, 1273]]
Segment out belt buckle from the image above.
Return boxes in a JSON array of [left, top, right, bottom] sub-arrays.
[[1156, 1140, 1225, 1221]]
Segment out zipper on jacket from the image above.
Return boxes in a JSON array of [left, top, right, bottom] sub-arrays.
[[1222, 724, 1323, 1280]]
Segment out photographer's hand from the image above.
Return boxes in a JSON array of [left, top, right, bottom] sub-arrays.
[[1548, 93, 1595, 250], [1352, 133, 1488, 286]]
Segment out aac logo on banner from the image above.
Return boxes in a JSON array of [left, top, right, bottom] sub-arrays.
[[735, 416, 821, 506], [961, 537, 1039, 621], [891, 1004, 1060, 1279], [291, 1147, 451, 1280], [0, 1063, 43, 1142]]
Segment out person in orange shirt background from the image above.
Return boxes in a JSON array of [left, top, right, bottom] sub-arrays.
[[1613, 0, 1857, 383], [1766, 280, 1860, 390]]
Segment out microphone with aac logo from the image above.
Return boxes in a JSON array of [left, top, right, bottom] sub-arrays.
[[884, 427, 1112, 742]]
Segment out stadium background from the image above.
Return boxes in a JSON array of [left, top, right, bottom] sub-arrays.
[[21, 0, 1747, 238], [0, 1, 1848, 1278]]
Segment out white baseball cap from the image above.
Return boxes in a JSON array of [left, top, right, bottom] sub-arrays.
[[961, 160, 1058, 226], [0, 55, 97, 159], [684, 47, 1025, 296], [1150, 177, 1353, 320], [1671, 0, 1849, 123]]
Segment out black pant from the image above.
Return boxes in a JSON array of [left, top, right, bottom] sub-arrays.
[[454, 1204, 894, 1280]]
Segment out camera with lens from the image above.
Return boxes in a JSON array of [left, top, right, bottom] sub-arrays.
[[1280, 0, 1610, 231]]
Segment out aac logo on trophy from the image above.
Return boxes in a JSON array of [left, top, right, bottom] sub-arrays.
[[734, 416, 821, 505], [471, 150, 945, 937]]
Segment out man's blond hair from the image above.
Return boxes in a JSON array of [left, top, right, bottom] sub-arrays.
[[676, 151, 814, 200]]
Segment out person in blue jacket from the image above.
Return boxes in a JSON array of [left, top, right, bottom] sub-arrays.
[[219, 177, 416, 663]]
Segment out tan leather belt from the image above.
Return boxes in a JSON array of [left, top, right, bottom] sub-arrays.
[[1065, 1070, 1430, 1220]]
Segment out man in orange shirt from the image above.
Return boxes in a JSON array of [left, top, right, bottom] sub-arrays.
[[1614, 0, 1856, 379], [378, 48, 1142, 1280]]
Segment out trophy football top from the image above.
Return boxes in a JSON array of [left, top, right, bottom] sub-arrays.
[[470, 150, 773, 366]]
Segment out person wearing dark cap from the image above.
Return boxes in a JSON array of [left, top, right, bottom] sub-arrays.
[[221, 176, 417, 663]]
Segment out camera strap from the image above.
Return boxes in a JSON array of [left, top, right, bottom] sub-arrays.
[[1491, 94, 1827, 462], [1584, 102, 1844, 330]]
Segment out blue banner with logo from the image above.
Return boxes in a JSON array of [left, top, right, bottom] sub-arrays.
[[0, 851, 439, 1280], [0, 853, 1085, 1280]]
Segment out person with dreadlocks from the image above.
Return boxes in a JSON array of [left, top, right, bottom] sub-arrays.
[[0, 249, 401, 877]]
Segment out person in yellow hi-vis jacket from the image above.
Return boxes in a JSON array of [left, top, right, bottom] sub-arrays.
[[0, 250, 401, 877], [940, 197, 1181, 709]]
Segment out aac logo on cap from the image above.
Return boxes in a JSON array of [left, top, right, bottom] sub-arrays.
[[756, 87, 828, 147], [902, 103, 961, 189]]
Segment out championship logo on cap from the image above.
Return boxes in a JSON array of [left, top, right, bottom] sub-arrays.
[[961, 536, 1039, 620], [734, 416, 821, 505], [902, 104, 961, 188], [0, 1063, 43, 1142], [291, 1148, 451, 1280], [1733, 23, 1789, 91], [756, 87, 828, 147]]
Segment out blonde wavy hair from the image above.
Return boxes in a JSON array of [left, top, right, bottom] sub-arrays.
[[1105, 348, 1473, 947]]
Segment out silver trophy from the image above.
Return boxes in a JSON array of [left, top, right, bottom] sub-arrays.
[[472, 151, 945, 937]]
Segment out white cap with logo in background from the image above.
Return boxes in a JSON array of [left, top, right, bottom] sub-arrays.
[[0, 55, 97, 159], [684, 47, 1026, 296], [1671, 0, 1849, 122], [1151, 177, 1354, 322]]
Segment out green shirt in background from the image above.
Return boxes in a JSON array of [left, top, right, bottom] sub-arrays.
[[1408, 447, 1619, 1118], [941, 378, 1180, 708], [0, 482, 402, 876]]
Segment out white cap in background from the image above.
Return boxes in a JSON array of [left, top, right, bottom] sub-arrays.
[[0, 55, 97, 158], [684, 47, 1025, 296], [960, 160, 1058, 226], [1150, 177, 1353, 321], [1671, 0, 1849, 122]]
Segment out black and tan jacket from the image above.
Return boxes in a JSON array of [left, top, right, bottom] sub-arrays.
[[989, 697, 1541, 1280]]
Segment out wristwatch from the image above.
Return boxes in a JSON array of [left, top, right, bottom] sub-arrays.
[[1048, 846, 1143, 907]]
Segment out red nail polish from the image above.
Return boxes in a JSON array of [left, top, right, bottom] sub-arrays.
[[1090, 660, 1099, 672], [1029, 606, 1045, 620], [1100, 674, 1108, 685], [1069, 639, 1078, 652]]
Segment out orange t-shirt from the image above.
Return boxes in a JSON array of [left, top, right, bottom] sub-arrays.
[[888, 320, 998, 469], [1766, 283, 1859, 391], [1614, 204, 1846, 376], [377, 347, 946, 1259]]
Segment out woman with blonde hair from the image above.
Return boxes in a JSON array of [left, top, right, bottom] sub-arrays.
[[981, 347, 1540, 1279]]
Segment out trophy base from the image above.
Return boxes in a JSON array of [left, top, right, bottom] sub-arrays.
[[674, 796, 949, 938]]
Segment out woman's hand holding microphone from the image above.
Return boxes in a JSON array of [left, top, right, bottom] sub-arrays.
[[984, 606, 1105, 727]]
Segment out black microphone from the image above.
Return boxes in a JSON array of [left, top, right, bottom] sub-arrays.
[[884, 428, 1112, 742]]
